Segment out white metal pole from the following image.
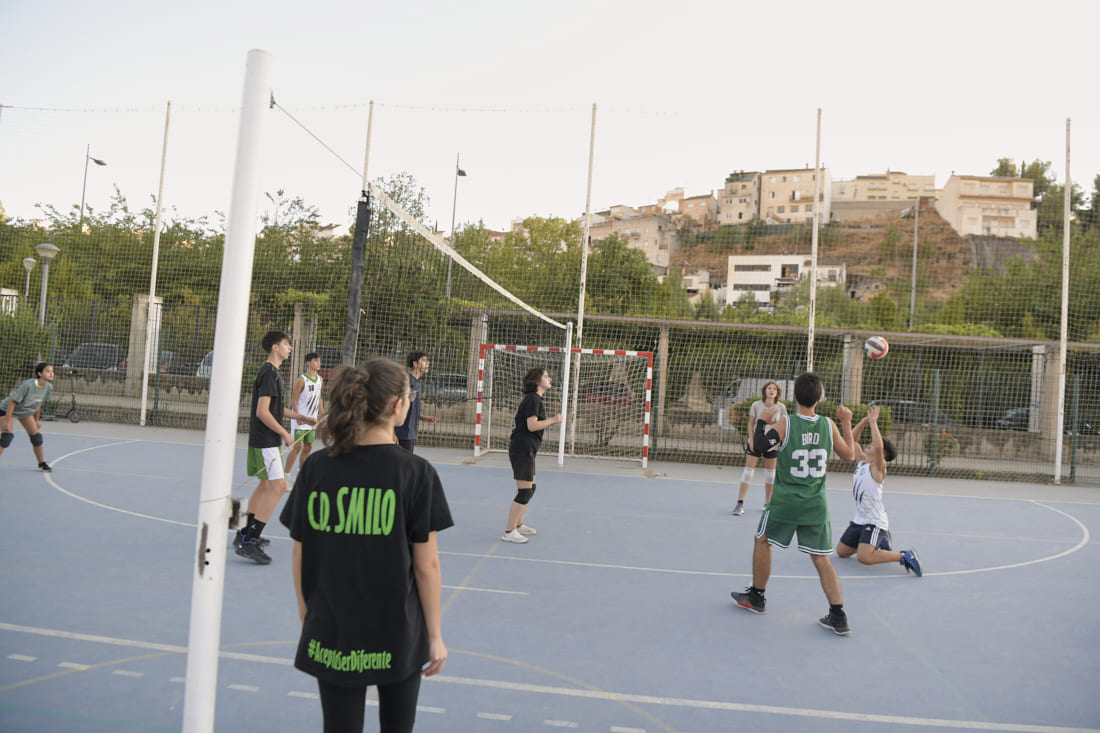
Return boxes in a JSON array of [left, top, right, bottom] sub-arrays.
[[361, 100, 373, 190], [1054, 118, 1071, 484], [182, 50, 273, 733], [909, 198, 919, 330], [569, 103, 597, 453], [140, 101, 172, 426], [807, 108, 821, 372], [557, 323, 573, 467]]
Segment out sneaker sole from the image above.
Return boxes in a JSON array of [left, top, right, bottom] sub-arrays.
[[731, 594, 766, 614], [731, 509, 744, 516], [818, 619, 850, 636], [501, 535, 528, 544], [234, 548, 272, 565]]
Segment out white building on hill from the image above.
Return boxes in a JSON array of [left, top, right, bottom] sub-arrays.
[[725, 254, 846, 305]]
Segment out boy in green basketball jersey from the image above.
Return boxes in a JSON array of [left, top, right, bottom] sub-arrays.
[[731, 372, 858, 635]]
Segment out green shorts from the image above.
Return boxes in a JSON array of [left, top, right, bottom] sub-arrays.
[[755, 508, 833, 555], [247, 445, 284, 481], [293, 428, 315, 444]]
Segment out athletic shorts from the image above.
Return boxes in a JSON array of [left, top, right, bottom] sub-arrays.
[[509, 446, 537, 482], [247, 445, 284, 481], [745, 441, 778, 460], [293, 428, 315, 444], [755, 508, 833, 555], [838, 522, 892, 551]]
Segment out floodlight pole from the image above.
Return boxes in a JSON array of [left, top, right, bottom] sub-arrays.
[[807, 108, 821, 372], [446, 154, 466, 299], [569, 103, 597, 454], [78, 144, 107, 227]]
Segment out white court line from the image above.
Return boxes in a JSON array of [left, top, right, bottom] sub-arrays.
[[288, 690, 318, 700], [442, 499, 1091, 580], [45, 439, 1091, 581], [2, 622, 1094, 733], [477, 711, 512, 720], [112, 669, 144, 678], [227, 684, 259, 692], [7, 654, 36, 662]]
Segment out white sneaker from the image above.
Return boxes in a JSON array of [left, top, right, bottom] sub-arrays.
[[517, 524, 537, 535], [501, 529, 528, 544]]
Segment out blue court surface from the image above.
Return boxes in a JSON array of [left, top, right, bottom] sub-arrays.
[[2, 422, 1099, 732]]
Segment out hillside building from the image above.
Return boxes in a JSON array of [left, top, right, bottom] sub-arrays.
[[935, 175, 1036, 238], [725, 254, 846, 306]]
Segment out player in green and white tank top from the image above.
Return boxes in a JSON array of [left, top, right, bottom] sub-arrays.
[[766, 412, 834, 526], [730, 372, 860, 636], [285, 352, 325, 474]]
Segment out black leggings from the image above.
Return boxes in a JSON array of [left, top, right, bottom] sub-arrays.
[[317, 672, 422, 733]]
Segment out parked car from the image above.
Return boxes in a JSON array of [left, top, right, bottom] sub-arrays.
[[868, 399, 957, 427], [577, 381, 635, 406], [120, 350, 173, 374], [315, 345, 343, 379], [995, 407, 1031, 431], [576, 381, 635, 446], [422, 373, 468, 404], [996, 407, 1099, 435], [196, 351, 214, 378], [62, 343, 121, 371]]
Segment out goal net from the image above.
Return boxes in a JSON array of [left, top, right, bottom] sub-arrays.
[[476, 344, 653, 467]]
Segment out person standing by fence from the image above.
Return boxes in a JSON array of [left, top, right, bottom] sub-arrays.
[[0, 362, 55, 472]]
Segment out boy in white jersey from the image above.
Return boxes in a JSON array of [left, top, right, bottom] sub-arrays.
[[835, 405, 922, 576], [285, 352, 325, 474]]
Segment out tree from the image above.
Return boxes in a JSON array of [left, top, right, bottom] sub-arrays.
[[585, 233, 657, 316]]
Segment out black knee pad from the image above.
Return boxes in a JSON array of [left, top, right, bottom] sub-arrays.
[[0, 432, 13, 448], [513, 486, 535, 505], [29, 433, 44, 447]]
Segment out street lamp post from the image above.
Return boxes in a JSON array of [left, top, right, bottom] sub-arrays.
[[79, 144, 108, 227], [446, 154, 467, 299], [22, 257, 36, 301], [35, 243, 60, 326]]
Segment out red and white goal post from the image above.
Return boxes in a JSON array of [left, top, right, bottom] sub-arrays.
[[474, 343, 653, 468]]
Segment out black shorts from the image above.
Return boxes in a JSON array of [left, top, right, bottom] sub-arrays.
[[838, 521, 892, 551], [745, 441, 778, 460], [508, 444, 537, 482]]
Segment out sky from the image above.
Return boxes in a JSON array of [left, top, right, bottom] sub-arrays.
[[2, 0, 1098, 235]]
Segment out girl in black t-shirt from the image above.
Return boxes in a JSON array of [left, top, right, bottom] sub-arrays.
[[501, 367, 562, 544], [280, 358, 453, 733]]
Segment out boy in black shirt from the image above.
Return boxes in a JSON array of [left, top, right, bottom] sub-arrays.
[[235, 330, 316, 564]]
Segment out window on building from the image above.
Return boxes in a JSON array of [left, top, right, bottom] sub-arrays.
[[769, 176, 776, 183], [734, 264, 771, 272], [791, 205, 799, 212], [738, 212, 743, 220], [782, 176, 787, 182], [778, 206, 785, 213], [793, 175, 800, 182], [769, 191, 775, 199]]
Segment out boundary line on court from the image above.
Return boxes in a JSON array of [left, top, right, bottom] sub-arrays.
[[0, 623, 1093, 733]]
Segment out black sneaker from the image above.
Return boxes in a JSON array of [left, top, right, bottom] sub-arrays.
[[38, 462, 52, 473], [818, 612, 850, 636], [232, 531, 270, 549], [731, 587, 766, 614], [234, 536, 272, 564]]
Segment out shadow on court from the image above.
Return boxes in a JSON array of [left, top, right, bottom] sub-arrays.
[[2, 422, 1098, 732]]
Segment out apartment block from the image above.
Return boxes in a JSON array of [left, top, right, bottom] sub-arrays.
[[585, 205, 679, 275], [935, 175, 1036, 238], [725, 254, 846, 305], [831, 170, 937, 221], [758, 167, 832, 225], [718, 171, 760, 225]]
